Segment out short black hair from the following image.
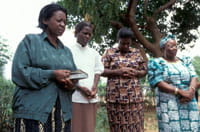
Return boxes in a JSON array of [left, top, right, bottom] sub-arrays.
[[38, 3, 67, 30], [117, 27, 133, 40], [75, 21, 93, 35]]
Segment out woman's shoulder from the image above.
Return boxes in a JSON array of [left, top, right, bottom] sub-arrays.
[[104, 47, 118, 54], [177, 55, 192, 64], [24, 33, 41, 39], [148, 57, 164, 64], [178, 55, 192, 61], [148, 57, 166, 67]]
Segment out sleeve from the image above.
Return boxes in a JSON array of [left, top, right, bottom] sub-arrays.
[[147, 59, 164, 88], [94, 51, 104, 74], [182, 56, 197, 78], [101, 49, 111, 69], [12, 35, 54, 90]]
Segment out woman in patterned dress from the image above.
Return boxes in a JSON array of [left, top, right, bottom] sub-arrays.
[[101, 27, 147, 132], [148, 35, 200, 132]]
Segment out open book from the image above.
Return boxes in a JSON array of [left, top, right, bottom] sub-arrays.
[[69, 69, 88, 80]]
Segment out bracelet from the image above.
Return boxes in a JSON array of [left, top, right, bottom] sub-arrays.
[[174, 88, 178, 95]]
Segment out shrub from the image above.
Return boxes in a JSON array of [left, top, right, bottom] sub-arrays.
[[0, 77, 15, 132]]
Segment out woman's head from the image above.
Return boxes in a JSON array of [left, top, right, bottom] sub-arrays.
[[75, 21, 93, 47], [38, 3, 67, 36], [160, 34, 177, 58], [117, 27, 133, 53]]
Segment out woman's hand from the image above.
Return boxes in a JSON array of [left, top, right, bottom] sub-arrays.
[[54, 70, 77, 90], [120, 67, 138, 77], [54, 70, 70, 81], [89, 86, 97, 99], [78, 86, 97, 99], [178, 89, 195, 103]]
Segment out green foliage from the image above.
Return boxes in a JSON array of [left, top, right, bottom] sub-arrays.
[[171, 1, 200, 48], [59, 0, 200, 54], [98, 79, 106, 98], [0, 36, 10, 67], [0, 76, 15, 132], [192, 56, 200, 80], [95, 105, 109, 132], [0, 36, 11, 76]]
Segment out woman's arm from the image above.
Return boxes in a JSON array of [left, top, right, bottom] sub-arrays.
[[156, 81, 179, 94], [101, 68, 123, 77], [189, 77, 198, 92], [157, 80, 195, 103]]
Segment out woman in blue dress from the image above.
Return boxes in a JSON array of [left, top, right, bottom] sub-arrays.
[[148, 35, 200, 132]]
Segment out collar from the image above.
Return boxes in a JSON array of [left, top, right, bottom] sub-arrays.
[[75, 42, 88, 49], [41, 32, 64, 49]]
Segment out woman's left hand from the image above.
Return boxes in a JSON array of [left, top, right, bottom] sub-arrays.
[[179, 89, 195, 103], [89, 86, 97, 99], [62, 78, 77, 91]]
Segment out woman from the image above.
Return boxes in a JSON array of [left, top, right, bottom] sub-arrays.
[[69, 21, 104, 132], [70, 21, 103, 132], [148, 34, 200, 132], [101, 27, 147, 132], [12, 3, 77, 132]]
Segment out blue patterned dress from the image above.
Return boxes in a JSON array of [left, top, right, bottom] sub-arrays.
[[148, 56, 200, 132]]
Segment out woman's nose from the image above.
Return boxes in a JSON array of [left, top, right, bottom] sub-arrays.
[[60, 21, 65, 26]]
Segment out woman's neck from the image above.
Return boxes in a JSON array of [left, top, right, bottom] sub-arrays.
[[45, 29, 58, 48], [46, 33, 58, 48]]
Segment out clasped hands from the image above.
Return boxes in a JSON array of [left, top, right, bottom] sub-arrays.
[[78, 86, 97, 99], [54, 70, 78, 91], [119, 67, 138, 78], [178, 88, 195, 103]]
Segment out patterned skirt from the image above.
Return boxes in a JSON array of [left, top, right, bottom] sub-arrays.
[[14, 99, 71, 132], [106, 102, 144, 132]]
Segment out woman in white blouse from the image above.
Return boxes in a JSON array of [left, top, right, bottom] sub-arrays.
[[69, 21, 104, 132]]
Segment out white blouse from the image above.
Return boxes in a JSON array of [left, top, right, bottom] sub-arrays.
[[69, 42, 104, 103]]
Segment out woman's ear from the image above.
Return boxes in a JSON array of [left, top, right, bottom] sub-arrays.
[[42, 19, 48, 25]]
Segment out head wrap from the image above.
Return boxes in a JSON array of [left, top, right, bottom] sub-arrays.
[[160, 34, 175, 48]]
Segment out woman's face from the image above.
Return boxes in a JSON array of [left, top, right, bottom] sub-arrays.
[[118, 38, 132, 53], [44, 10, 66, 37], [163, 39, 177, 58], [76, 26, 93, 47]]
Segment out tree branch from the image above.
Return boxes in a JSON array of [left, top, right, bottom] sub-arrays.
[[127, 0, 137, 20], [143, 0, 149, 19], [153, 0, 176, 19], [110, 21, 123, 30], [127, 0, 161, 57]]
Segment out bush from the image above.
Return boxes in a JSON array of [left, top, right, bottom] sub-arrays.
[[0, 77, 15, 132], [96, 105, 109, 132]]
